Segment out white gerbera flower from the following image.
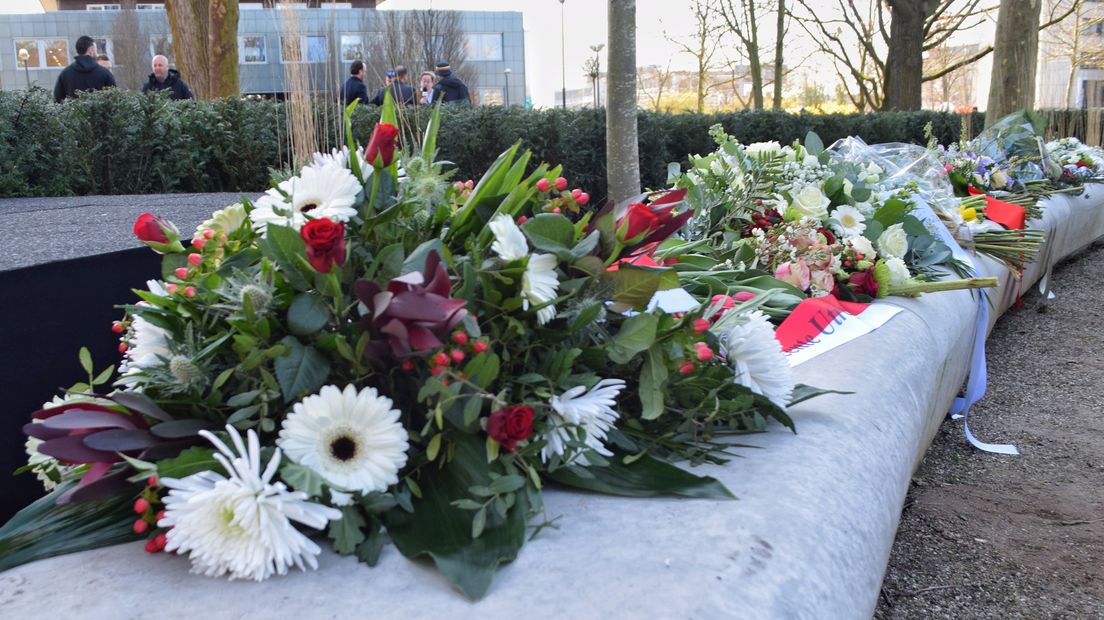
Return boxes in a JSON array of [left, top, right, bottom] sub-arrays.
[[277, 385, 409, 495], [196, 203, 248, 239], [312, 146, 370, 183], [249, 164, 361, 235], [118, 315, 171, 379], [489, 214, 529, 261], [831, 204, 866, 237], [541, 378, 626, 464], [159, 426, 341, 582], [523, 253, 559, 325], [719, 310, 794, 409]]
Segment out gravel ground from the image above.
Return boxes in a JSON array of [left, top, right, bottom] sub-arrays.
[[876, 243, 1104, 619]]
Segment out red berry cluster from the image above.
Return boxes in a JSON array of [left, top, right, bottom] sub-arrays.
[[748, 206, 783, 232], [452, 179, 476, 204], [534, 176, 589, 215], [133, 476, 170, 554], [677, 320, 716, 376], [400, 329, 492, 387]]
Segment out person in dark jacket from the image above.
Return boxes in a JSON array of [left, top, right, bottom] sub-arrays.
[[142, 55, 193, 100], [341, 60, 370, 106], [53, 35, 116, 103], [370, 65, 415, 106], [431, 61, 470, 106]]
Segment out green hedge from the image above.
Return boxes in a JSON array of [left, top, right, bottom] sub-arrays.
[[0, 87, 998, 200]]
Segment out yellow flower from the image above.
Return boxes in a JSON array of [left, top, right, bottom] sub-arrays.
[[960, 206, 977, 222]]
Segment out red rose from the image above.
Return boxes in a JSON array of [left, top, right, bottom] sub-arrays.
[[365, 122, 399, 169], [487, 405, 534, 452], [848, 270, 879, 297], [619, 202, 659, 242], [817, 226, 836, 245], [300, 219, 346, 273], [133, 213, 184, 254]]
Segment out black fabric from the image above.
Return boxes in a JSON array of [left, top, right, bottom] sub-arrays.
[[341, 75, 370, 105], [432, 75, 471, 105], [141, 69, 193, 101], [53, 55, 116, 103], [370, 82, 415, 106], [0, 249, 160, 523]]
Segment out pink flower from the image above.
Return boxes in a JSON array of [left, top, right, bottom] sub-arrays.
[[775, 259, 811, 291]]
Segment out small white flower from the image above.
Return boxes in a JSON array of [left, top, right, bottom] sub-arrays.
[[718, 311, 794, 409], [278, 384, 409, 495], [831, 205, 866, 237], [884, 257, 910, 286], [877, 223, 909, 259], [118, 315, 171, 380], [744, 141, 781, 157], [542, 378, 626, 464], [789, 184, 831, 221], [990, 169, 1008, 189], [803, 154, 820, 168], [488, 214, 529, 262], [523, 254, 560, 325], [848, 235, 877, 259], [159, 426, 342, 582], [249, 164, 361, 235]]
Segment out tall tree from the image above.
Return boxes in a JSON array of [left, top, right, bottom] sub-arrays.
[[986, 0, 1044, 124], [164, 0, 239, 99], [883, 0, 939, 110], [665, 0, 722, 113], [1042, 0, 1104, 108], [772, 0, 787, 109], [607, 0, 640, 202], [717, 0, 768, 109], [110, 8, 148, 91]]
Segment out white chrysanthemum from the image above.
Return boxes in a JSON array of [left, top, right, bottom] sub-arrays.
[[720, 310, 794, 409], [489, 214, 529, 262], [159, 426, 341, 582], [523, 253, 559, 325], [196, 203, 247, 238], [277, 385, 409, 495], [118, 315, 170, 378], [312, 146, 370, 182], [541, 378, 626, 464], [831, 204, 866, 237], [249, 164, 361, 235]]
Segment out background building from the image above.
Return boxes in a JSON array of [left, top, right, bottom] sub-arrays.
[[0, 4, 524, 106]]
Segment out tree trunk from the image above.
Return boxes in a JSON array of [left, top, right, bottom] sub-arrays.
[[986, 0, 1044, 125], [607, 0, 641, 203], [165, 0, 239, 99], [772, 0, 785, 110], [748, 7, 764, 110], [882, 0, 936, 111]]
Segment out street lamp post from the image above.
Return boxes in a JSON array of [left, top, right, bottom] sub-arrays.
[[559, 0, 566, 109], [589, 43, 604, 108], [18, 48, 31, 89], [504, 68, 512, 107]]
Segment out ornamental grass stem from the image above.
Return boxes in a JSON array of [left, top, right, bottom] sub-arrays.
[[883, 276, 998, 297]]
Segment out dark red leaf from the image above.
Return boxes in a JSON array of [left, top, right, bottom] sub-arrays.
[[105, 392, 173, 422], [39, 409, 138, 431], [82, 429, 159, 452], [38, 435, 119, 465]]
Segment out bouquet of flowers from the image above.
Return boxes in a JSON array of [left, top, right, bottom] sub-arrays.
[[670, 126, 995, 303], [1, 99, 832, 599], [1044, 137, 1104, 184]]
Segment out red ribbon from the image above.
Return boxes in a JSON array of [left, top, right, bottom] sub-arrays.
[[774, 295, 870, 352], [968, 187, 1026, 230]]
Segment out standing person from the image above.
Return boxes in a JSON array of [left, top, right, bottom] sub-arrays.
[[417, 71, 435, 104], [142, 55, 193, 100], [431, 61, 470, 106], [341, 60, 370, 105], [371, 66, 415, 106], [95, 54, 112, 70], [53, 35, 116, 103]]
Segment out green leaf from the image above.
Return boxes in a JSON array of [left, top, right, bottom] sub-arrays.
[[257, 225, 311, 291], [607, 313, 658, 364], [402, 239, 448, 276], [78, 347, 93, 375], [521, 214, 574, 254], [639, 347, 668, 420], [422, 101, 442, 161], [156, 447, 225, 479], [607, 265, 680, 309], [383, 433, 529, 600], [274, 336, 331, 402], [547, 453, 735, 499], [851, 187, 872, 203], [329, 506, 367, 554], [804, 131, 824, 155], [280, 461, 326, 497], [464, 352, 500, 389], [873, 199, 909, 227], [287, 293, 330, 337], [902, 214, 929, 237], [823, 175, 844, 199], [426, 433, 443, 462], [0, 482, 139, 573], [91, 365, 114, 386], [488, 475, 525, 494], [568, 230, 601, 260], [355, 519, 388, 566], [863, 219, 885, 243], [788, 384, 851, 407], [569, 303, 604, 332]]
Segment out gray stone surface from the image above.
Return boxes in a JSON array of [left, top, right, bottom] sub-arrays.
[[0, 193, 257, 271]]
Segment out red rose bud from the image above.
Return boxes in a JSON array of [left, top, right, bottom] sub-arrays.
[[486, 405, 535, 452], [617, 202, 660, 243], [300, 219, 347, 274], [473, 340, 488, 354], [187, 253, 203, 266], [133, 213, 184, 254], [184, 286, 197, 298], [191, 237, 207, 250], [692, 318, 711, 334], [577, 192, 589, 205], [133, 519, 149, 534], [848, 270, 879, 297], [111, 321, 124, 334], [365, 122, 399, 168], [449, 349, 465, 364], [174, 267, 189, 279], [536, 178, 550, 192], [134, 498, 150, 514], [555, 177, 568, 191], [679, 361, 696, 375], [451, 331, 469, 346]]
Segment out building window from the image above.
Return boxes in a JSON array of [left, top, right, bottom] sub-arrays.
[[87, 4, 122, 9], [239, 35, 267, 64], [14, 39, 70, 69], [340, 34, 363, 62], [478, 88, 503, 106], [281, 35, 327, 63], [149, 34, 174, 64], [136, 3, 166, 9], [465, 33, 503, 62]]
